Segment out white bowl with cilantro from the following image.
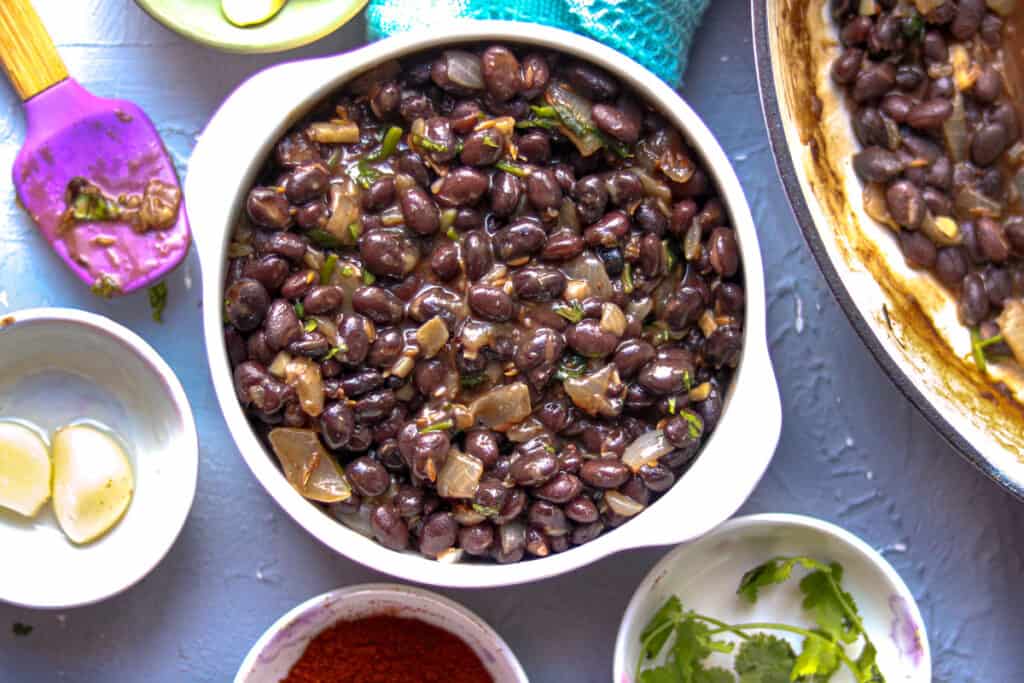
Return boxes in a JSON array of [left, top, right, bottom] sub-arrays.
[[614, 513, 930, 683]]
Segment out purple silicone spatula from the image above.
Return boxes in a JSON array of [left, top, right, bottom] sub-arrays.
[[0, 0, 190, 296]]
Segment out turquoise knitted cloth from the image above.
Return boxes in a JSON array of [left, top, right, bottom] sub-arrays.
[[365, 0, 711, 85]]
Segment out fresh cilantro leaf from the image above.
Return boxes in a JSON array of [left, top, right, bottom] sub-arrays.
[[792, 635, 841, 682], [855, 642, 885, 683], [640, 596, 683, 660], [148, 281, 168, 323], [799, 564, 859, 644], [671, 618, 734, 682], [734, 634, 795, 683], [696, 669, 734, 683], [737, 556, 829, 603], [640, 664, 680, 683]]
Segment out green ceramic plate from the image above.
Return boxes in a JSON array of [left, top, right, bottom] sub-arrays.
[[135, 0, 368, 53]]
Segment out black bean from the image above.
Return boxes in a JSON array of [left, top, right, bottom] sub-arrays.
[[894, 64, 924, 91], [971, 122, 1010, 167], [275, 131, 319, 168], [520, 53, 551, 99], [481, 46, 521, 101], [840, 16, 872, 45], [320, 401, 354, 448], [591, 103, 641, 144], [254, 231, 307, 262], [566, 318, 620, 358], [234, 362, 292, 413], [580, 458, 630, 488], [225, 279, 270, 332], [243, 256, 289, 293], [419, 512, 457, 557], [355, 390, 397, 424], [399, 184, 441, 235], [959, 272, 990, 326], [635, 198, 668, 236], [976, 217, 1010, 263], [489, 171, 523, 217], [513, 266, 566, 302], [708, 227, 740, 277], [980, 12, 1003, 46], [906, 99, 952, 130], [362, 177, 396, 211], [436, 167, 489, 207], [638, 463, 674, 493], [541, 229, 585, 261], [853, 62, 895, 103], [613, 339, 656, 378], [468, 285, 514, 322], [534, 473, 583, 504], [972, 65, 1002, 104], [565, 62, 618, 100], [463, 230, 494, 280], [951, 0, 984, 40], [352, 286, 404, 325], [638, 348, 694, 395], [517, 131, 551, 164], [459, 523, 495, 555], [465, 430, 500, 468], [370, 504, 409, 550], [898, 231, 937, 270], [264, 299, 302, 350], [430, 241, 461, 281], [832, 48, 864, 85], [605, 171, 643, 206], [302, 285, 344, 315], [510, 451, 559, 486], [935, 247, 968, 288], [284, 162, 329, 204], [525, 168, 563, 210], [360, 230, 419, 278], [584, 210, 631, 248], [853, 146, 906, 183], [923, 30, 948, 62], [885, 180, 925, 229], [461, 129, 505, 167], [493, 219, 547, 262], [346, 456, 390, 497], [246, 187, 292, 230], [528, 501, 570, 536], [370, 80, 401, 118]]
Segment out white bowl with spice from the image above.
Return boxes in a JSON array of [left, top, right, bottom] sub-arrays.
[[235, 583, 527, 683], [0, 308, 198, 608], [614, 513, 931, 683], [187, 21, 781, 588]]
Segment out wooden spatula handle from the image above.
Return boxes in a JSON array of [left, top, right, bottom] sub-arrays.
[[0, 0, 67, 101]]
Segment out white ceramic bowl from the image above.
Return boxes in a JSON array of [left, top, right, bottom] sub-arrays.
[[187, 21, 781, 588], [0, 307, 198, 608], [614, 514, 931, 683], [235, 583, 527, 683]]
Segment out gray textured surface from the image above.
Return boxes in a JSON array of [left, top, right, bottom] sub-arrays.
[[1, 1, 1022, 681]]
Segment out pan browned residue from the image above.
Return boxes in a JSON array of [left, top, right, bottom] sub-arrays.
[[771, 0, 1024, 456]]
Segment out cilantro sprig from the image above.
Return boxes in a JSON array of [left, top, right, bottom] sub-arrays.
[[637, 556, 886, 683]]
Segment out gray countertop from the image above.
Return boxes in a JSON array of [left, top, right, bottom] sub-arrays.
[[1, 1, 1022, 680]]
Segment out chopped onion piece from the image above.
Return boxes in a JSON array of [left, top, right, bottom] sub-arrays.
[[444, 50, 484, 90], [599, 302, 627, 337], [285, 356, 324, 417], [453, 504, 487, 526], [499, 520, 526, 554], [469, 382, 532, 430], [564, 364, 623, 417], [955, 185, 1003, 218], [605, 490, 646, 517], [914, 0, 945, 12], [863, 183, 898, 230], [437, 450, 484, 499], [943, 93, 968, 163], [986, 0, 1015, 16], [998, 300, 1024, 365], [310, 316, 339, 346], [622, 429, 675, 471], [307, 120, 359, 144], [505, 416, 548, 443], [416, 316, 449, 359], [268, 350, 292, 378], [335, 502, 374, 537], [268, 428, 351, 503]]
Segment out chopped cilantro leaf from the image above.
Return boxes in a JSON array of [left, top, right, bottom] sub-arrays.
[[148, 281, 168, 323]]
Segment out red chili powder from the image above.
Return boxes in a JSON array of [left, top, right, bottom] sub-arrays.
[[282, 614, 495, 683]]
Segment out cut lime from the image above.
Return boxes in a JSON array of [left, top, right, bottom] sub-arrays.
[[52, 424, 134, 545], [0, 421, 51, 517], [221, 0, 287, 27]]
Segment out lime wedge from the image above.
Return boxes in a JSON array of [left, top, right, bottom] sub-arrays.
[[0, 421, 51, 517], [52, 424, 134, 545], [221, 0, 287, 27]]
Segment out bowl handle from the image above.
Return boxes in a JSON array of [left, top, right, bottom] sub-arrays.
[[618, 338, 783, 550]]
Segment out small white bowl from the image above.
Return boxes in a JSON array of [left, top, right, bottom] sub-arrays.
[[235, 583, 528, 683], [614, 514, 931, 683], [187, 20, 781, 589], [0, 308, 198, 609]]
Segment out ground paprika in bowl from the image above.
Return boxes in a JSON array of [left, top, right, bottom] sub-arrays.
[[234, 583, 527, 683], [283, 615, 492, 683]]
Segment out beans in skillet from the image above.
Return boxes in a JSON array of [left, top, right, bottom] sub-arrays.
[[223, 44, 745, 563], [831, 2, 1024, 370]]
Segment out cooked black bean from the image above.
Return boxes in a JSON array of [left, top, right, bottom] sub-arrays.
[[959, 272, 990, 326], [229, 42, 743, 564], [899, 231, 937, 270], [853, 147, 905, 183], [906, 99, 952, 130], [852, 62, 895, 102], [360, 230, 419, 278], [951, 0, 984, 40], [246, 187, 292, 230], [225, 279, 270, 332], [971, 122, 1010, 167]]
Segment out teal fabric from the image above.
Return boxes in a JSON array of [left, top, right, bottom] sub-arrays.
[[365, 0, 711, 85]]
